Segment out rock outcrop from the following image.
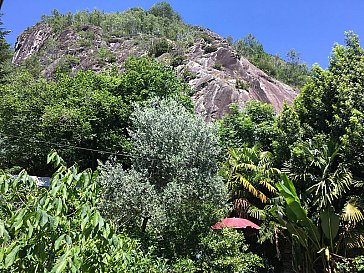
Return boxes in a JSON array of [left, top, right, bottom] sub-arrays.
[[186, 33, 296, 120], [13, 23, 53, 64], [12, 24, 297, 120]]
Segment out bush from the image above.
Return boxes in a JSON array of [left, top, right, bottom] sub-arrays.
[[170, 54, 185, 67], [149, 38, 172, 57], [204, 44, 218, 54], [148, 1, 181, 21], [218, 101, 276, 150], [98, 48, 116, 63], [0, 57, 191, 175], [235, 78, 250, 90], [0, 151, 166, 272], [233, 34, 309, 88], [213, 63, 222, 70], [98, 162, 157, 232], [197, 228, 264, 273]]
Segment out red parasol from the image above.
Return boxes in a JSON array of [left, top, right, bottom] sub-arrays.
[[211, 217, 260, 230]]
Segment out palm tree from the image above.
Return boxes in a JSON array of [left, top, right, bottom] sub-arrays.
[[220, 146, 280, 219], [278, 137, 364, 272]]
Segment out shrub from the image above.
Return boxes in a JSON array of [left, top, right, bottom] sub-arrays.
[[197, 228, 264, 273], [203, 44, 218, 54], [98, 48, 116, 63], [98, 162, 158, 232], [218, 101, 276, 150], [148, 1, 181, 21], [213, 63, 222, 70], [170, 54, 185, 67], [0, 57, 191, 175], [235, 78, 250, 90], [149, 38, 171, 57], [181, 67, 197, 82], [0, 151, 167, 272]]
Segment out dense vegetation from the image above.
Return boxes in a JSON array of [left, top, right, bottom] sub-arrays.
[[42, 2, 187, 40], [0, 57, 191, 175], [232, 34, 310, 88], [1, 3, 364, 272]]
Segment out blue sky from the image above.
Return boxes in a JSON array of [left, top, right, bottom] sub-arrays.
[[2, 0, 363, 68]]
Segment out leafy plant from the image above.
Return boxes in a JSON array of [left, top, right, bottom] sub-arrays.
[[98, 162, 157, 232], [203, 44, 218, 54], [235, 79, 250, 90], [275, 174, 364, 273], [98, 48, 116, 63], [100, 97, 226, 259], [0, 57, 191, 175], [197, 228, 264, 273], [293, 31, 364, 178], [213, 63, 222, 70], [149, 38, 171, 57], [219, 101, 276, 150], [233, 33, 309, 88], [148, 1, 182, 21], [0, 151, 166, 272], [0, 15, 12, 83], [221, 146, 280, 220]]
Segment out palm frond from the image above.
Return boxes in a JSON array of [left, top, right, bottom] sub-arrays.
[[259, 178, 277, 193], [223, 146, 278, 205], [346, 231, 364, 249], [247, 205, 267, 220], [342, 201, 364, 222], [235, 173, 268, 203]]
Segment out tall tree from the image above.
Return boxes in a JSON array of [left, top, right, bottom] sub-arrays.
[[218, 101, 276, 151], [277, 31, 364, 179], [99, 97, 226, 259], [0, 14, 11, 83]]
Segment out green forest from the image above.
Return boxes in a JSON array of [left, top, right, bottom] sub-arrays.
[[1, 2, 364, 273]]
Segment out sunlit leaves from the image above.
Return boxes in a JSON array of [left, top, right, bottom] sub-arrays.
[[342, 200, 364, 223], [0, 152, 164, 272], [222, 146, 279, 204], [0, 57, 190, 175]]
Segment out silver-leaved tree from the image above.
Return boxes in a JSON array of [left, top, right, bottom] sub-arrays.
[[98, 97, 227, 259]]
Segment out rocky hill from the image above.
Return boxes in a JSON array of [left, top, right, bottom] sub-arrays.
[[12, 8, 297, 121]]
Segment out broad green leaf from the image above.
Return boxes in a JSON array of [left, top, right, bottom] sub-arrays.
[[55, 235, 65, 251], [320, 208, 340, 246], [12, 208, 26, 231], [81, 215, 89, 231], [55, 198, 63, 216], [5, 245, 20, 268], [51, 257, 68, 273], [40, 209, 49, 227], [277, 174, 321, 248], [27, 220, 34, 239], [0, 221, 10, 242]]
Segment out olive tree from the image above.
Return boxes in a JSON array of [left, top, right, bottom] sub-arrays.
[[99, 97, 226, 258]]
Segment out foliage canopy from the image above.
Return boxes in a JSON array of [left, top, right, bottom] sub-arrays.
[[0, 57, 191, 175]]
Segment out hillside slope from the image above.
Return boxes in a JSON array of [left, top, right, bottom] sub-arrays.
[[12, 8, 297, 120]]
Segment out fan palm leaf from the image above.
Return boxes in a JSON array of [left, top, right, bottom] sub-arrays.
[[342, 200, 364, 222], [344, 230, 364, 249]]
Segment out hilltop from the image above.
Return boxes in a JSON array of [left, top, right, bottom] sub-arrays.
[[11, 3, 305, 120]]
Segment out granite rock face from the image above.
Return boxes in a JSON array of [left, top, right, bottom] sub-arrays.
[[12, 24, 297, 120], [185, 29, 297, 120], [13, 23, 53, 64]]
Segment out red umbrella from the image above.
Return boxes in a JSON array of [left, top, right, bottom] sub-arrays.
[[211, 217, 260, 230]]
